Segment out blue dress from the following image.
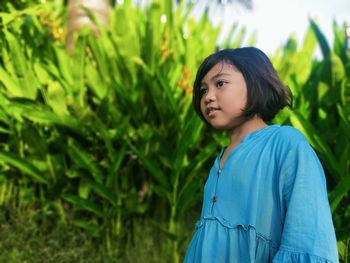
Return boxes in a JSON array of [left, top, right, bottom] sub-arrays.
[[183, 125, 339, 263]]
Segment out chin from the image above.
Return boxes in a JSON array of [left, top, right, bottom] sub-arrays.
[[210, 121, 241, 131], [209, 122, 230, 130]]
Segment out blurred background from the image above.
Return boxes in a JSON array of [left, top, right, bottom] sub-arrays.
[[0, 0, 349, 262], [199, 0, 350, 54]]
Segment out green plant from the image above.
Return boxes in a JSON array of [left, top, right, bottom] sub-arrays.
[[0, 1, 349, 262], [0, 1, 252, 261], [272, 19, 350, 261]]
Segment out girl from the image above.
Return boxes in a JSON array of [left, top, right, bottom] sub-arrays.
[[183, 47, 339, 262]]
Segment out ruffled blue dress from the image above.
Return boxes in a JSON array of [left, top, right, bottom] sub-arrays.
[[183, 125, 339, 263]]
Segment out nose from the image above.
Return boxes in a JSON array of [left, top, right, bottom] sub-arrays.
[[203, 88, 216, 104]]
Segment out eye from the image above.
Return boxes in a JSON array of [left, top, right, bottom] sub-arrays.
[[216, 80, 226, 88], [199, 87, 208, 98]]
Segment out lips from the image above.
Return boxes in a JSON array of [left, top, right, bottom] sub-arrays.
[[206, 107, 221, 117]]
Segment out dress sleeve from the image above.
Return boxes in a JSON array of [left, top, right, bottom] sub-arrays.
[[272, 141, 339, 263]]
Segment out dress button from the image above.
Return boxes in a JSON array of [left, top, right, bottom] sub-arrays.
[[212, 196, 217, 203]]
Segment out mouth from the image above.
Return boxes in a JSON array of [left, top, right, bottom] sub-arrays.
[[206, 107, 221, 117]]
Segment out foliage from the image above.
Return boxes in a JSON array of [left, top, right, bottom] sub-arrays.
[[271, 19, 350, 261], [0, 0, 349, 262]]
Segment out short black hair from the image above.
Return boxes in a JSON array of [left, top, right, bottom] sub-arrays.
[[192, 47, 292, 123]]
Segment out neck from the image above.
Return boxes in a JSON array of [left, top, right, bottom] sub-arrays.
[[227, 116, 267, 147]]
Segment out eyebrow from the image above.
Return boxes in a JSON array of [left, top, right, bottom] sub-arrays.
[[201, 72, 231, 85]]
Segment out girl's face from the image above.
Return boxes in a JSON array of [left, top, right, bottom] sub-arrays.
[[199, 62, 248, 130]]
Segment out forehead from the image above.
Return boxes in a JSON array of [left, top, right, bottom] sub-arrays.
[[201, 62, 239, 83]]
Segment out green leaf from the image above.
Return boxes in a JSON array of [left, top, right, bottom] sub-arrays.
[[7, 102, 84, 135], [0, 107, 10, 125], [33, 61, 50, 85], [128, 143, 170, 191], [0, 5, 41, 26], [153, 185, 170, 200], [177, 179, 200, 217], [173, 114, 203, 171], [0, 127, 9, 134], [0, 67, 21, 97], [289, 111, 341, 181], [72, 219, 101, 237], [106, 145, 126, 188], [129, 56, 153, 76], [329, 176, 350, 213], [150, 220, 178, 241], [90, 182, 118, 206], [230, 27, 247, 48], [310, 19, 330, 59], [332, 20, 346, 57], [53, 45, 74, 86], [178, 141, 217, 206], [295, 27, 316, 84], [63, 194, 104, 217], [0, 151, 48, 184], [331, 53, 345, 83], [79, 178, 91, 199], [85, 63, 107, 99], [71, 33, 88, 107], [340, 78, 350, 105], [301, 26, 317, 55], [156, 72, 179, 116], [246, 30, 257, 47], [221, 23, 238, 48], [68, 140, 103, 183], [337, 105, 350, 138], [45, 80, 69, 116], [3, 30, 38, 99]]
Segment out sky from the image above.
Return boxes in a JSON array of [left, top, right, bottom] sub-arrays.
[[193, 0, 350, 55]]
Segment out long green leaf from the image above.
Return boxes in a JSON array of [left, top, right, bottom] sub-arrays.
[[63, 194, 104, 217], [310, 19, 330, 59], [3, 30, 38, 99], [0, 67, 21, 96], [0, 151, 48, 184], [289, 111, 341, 180], [68, 140, 103, 183], [173, 114, 203, 172], [90, 181, 118, 206], [329, 176, 350, 212], [337, 105, 350, 138], [7, 102, 85, 135], [177, 141, 217, 210], [128, 143, 170, 191], [106, 145, 126, 188]]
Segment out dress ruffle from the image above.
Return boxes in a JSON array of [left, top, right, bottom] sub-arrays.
[[184, 217, 277, 263], [273, 247, 335, 263]]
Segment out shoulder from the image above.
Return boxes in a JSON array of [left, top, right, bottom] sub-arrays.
[[271, 125, 308, 146], [267, 125, 314, 161]]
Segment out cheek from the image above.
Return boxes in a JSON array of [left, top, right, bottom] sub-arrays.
[[241, 91, 248, 107], [200, 101, 206, 115], [220, 92, 246, 111]]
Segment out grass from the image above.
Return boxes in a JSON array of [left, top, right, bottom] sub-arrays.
[[0, 206, 100, 262], [1, 203, 348, 262], [0, 204, 196, 263]]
